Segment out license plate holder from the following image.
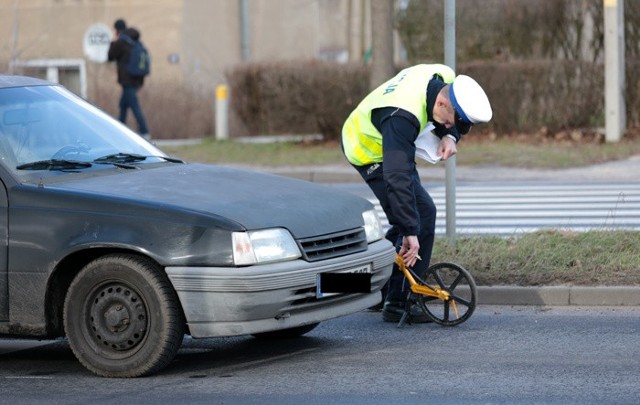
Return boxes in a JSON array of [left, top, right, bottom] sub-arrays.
[[316, 264, 372, 298]]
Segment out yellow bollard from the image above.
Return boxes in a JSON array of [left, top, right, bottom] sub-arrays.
[[215, 84, 229, 140]]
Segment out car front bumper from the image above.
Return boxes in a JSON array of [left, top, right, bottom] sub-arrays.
[[165, 239, 395, 337]]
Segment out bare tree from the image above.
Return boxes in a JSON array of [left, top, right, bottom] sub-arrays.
[[370, 0, 395, 89]]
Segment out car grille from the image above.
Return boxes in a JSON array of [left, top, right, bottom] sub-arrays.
[[298, 228, 367, 262]]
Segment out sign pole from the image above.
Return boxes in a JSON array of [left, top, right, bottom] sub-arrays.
[[604, 0, 625, 143], [444, 0, 457, 245]]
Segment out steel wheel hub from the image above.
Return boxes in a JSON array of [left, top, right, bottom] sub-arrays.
[[89, 284, 148, 351]]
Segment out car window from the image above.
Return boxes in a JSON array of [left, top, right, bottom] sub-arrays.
[[0, 85, 166, 177]]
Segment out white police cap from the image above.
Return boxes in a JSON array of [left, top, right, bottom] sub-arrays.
[[449, 75, 492, 134]]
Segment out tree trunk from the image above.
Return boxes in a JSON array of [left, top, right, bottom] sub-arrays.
[[370, 0, 395, 89]]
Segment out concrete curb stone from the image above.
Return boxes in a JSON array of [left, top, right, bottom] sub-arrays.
[[478, 286, 640, 306]]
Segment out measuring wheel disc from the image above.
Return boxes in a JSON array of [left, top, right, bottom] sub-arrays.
[[415, 262, 477, 326]]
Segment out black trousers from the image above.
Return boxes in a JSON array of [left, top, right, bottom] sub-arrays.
[[354, 162, 437, 303]]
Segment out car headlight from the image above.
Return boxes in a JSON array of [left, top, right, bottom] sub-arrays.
[[362, 209, 384, 243], [232, 228, 301, 265]]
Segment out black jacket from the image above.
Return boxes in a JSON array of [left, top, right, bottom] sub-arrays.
[[108, 28, 144, 87]]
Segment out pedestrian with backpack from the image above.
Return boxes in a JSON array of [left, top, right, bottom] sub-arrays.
[[108, 18, 151, 140]]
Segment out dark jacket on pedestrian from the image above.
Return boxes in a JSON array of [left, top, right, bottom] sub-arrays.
[[108, 27, 144, 88]]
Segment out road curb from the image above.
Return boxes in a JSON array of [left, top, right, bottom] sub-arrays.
[[478, 286, 640, 306]]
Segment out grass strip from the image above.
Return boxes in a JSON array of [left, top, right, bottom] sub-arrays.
[[432, 230, 640, 286]]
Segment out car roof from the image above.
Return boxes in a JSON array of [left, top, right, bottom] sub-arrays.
[[0, 74, 54, 89]]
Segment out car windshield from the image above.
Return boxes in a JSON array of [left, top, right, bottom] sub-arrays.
[[0, 84, 169, 178]]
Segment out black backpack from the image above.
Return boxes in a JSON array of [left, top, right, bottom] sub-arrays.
[[121, 34, 150, 77]]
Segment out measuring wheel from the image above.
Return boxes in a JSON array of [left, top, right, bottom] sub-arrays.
[[413, 262, 477, 326]]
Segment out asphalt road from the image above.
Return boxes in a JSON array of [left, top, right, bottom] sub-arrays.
[[2, 305, 639, 404]]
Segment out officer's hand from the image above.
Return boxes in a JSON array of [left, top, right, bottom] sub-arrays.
[[437, 137, 458, 160], [399, 235, 420, 268]]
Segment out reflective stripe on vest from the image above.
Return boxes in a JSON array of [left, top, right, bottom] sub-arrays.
[[342, 113, 383, 166]]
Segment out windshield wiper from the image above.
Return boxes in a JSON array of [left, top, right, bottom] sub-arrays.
[[93, 161, 140, 170], [93, 153, 184, 165], [156, 156, 185, 164], [93, 153, 148, 164], [16, 159, 92, 171]]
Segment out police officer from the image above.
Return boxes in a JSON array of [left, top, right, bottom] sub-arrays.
[[341, 64, 492, 322]]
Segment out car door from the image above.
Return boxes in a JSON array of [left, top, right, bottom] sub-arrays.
[[0, 177, 7, 321]]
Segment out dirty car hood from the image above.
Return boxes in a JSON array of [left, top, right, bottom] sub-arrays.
[[41, 163, 372, 238]]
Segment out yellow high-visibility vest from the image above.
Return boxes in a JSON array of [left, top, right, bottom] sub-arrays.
[[342, 64, 455, 166]]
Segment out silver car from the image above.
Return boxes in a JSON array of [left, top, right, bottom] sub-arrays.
[[0, 75, 395, 377]]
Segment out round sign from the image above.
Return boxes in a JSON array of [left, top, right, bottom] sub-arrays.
[[83, 23, 113, 63]]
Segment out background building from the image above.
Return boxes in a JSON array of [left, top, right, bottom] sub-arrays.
[[2, 0, 405, 137], [1, 0, 382, 97]]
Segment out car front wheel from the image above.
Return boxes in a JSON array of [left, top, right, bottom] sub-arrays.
[[63, 254, 184, 377]]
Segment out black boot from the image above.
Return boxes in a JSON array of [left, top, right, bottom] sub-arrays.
[[382, 301, 432, 323]]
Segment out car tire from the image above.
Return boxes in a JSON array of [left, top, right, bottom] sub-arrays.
[[63, 254, 184, 377], [251, 323, 320, 339]]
